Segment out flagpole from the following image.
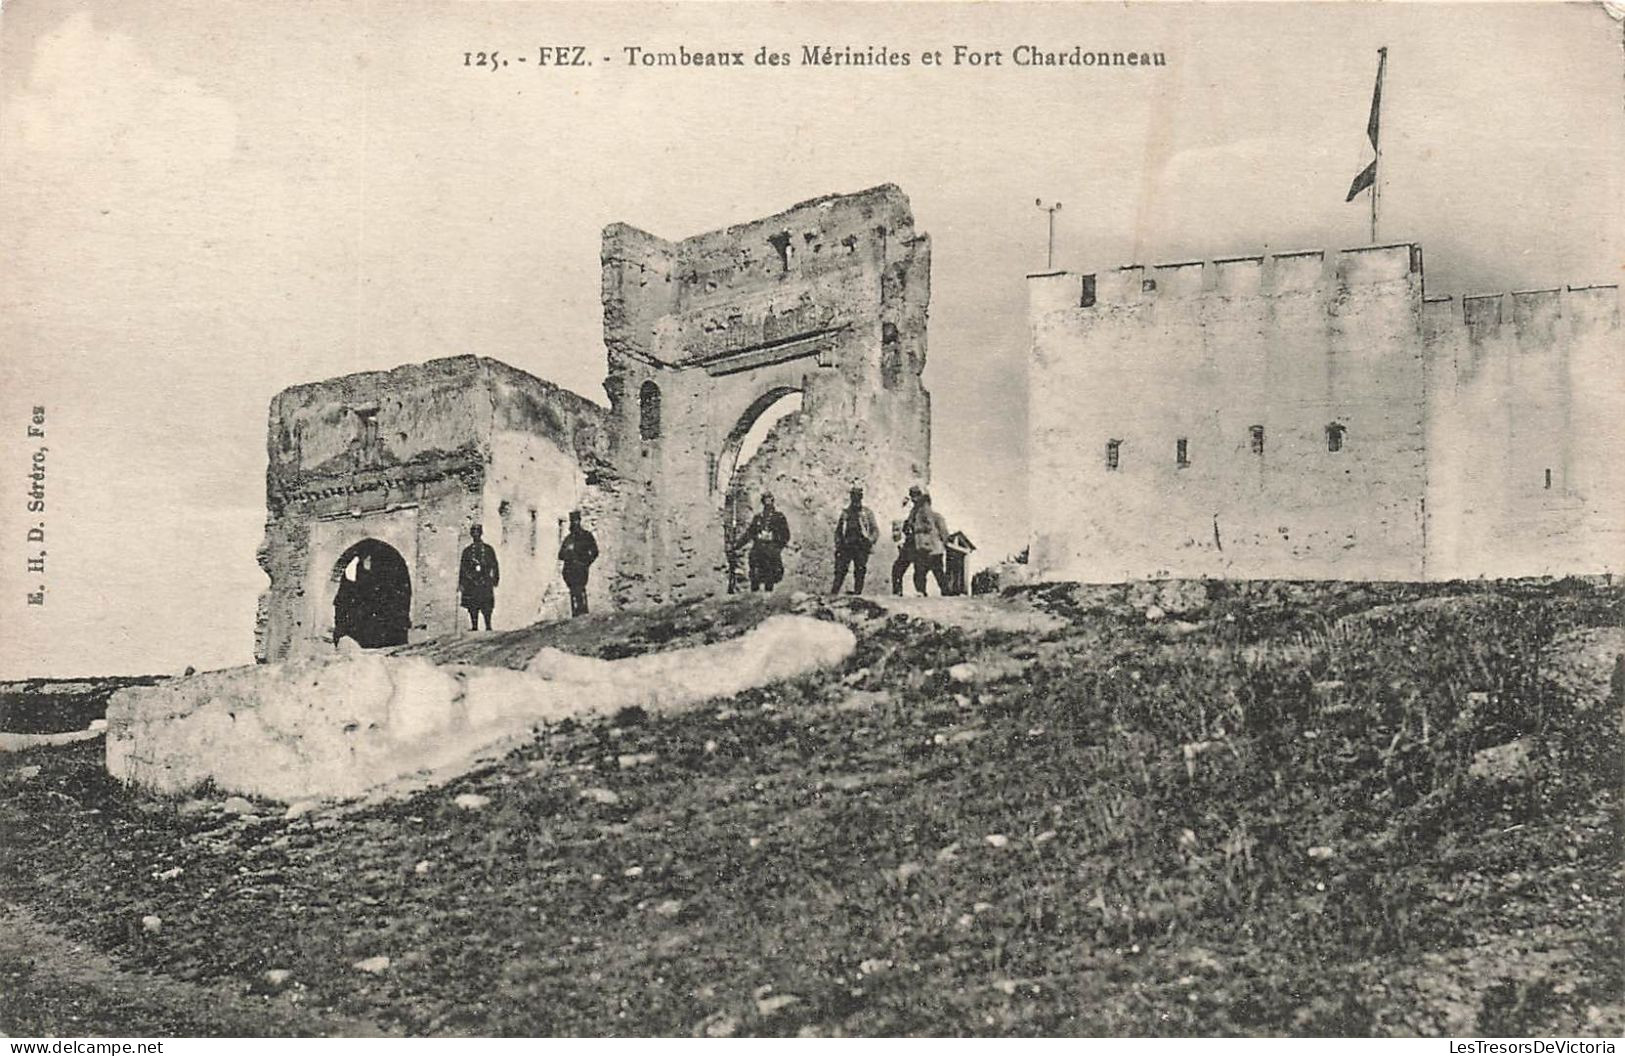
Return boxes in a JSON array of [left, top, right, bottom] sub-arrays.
[[1371, 46, 1386, 244]]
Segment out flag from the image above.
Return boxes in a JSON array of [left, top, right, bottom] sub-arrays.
[[1346, 48, 1387, 202]]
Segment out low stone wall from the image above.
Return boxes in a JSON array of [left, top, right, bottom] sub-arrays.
[[106, 615, 855, 802]]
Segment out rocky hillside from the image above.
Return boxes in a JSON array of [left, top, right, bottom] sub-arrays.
[[1, 580, 1620, 1037]]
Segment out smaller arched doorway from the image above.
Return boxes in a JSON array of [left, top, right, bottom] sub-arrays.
[[332, 539, 412, 648]]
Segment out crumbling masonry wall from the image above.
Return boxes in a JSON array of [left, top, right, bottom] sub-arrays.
[[1028, 243, 1623, 582], [600, 185, 931, 604], [257, 356, 611, 662]]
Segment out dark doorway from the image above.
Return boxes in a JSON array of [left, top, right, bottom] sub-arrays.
[[333, 539, 412, 648]]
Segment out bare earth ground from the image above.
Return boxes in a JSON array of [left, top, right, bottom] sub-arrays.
[[1, 581, 1620, 1037]]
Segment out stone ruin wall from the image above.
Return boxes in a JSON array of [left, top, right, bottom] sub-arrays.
[[600, 185, 931, 604], [257, 356, 610, 661], [1028, 243, 1623, 583], [1029, 244, 1430, 582]]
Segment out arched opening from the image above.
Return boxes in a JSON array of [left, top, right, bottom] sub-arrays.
[[639, 381, 662, 441], [716, 388, 803, 590], [332, 539, 412, 649]]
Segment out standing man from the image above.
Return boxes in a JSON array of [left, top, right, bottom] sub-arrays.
[[891, 485, 924, 595], [906, 490, 951, 597], [832, 485, 879, 595], [746, 492, 791, 592], [458, 523, 500, 631], [557, 510, 599, 618]]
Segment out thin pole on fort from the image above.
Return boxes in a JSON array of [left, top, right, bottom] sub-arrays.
[[1371, 46, 1387, 244], [1035, 199, 1062, 270]]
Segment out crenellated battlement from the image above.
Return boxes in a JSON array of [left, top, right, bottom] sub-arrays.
[[1028, 242, 1425, 316], [1422, 283, 1620, 346]]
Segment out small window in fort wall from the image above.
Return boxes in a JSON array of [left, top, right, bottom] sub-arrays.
[[1176, 438, 1189, 467], [639, 381, 662, 441], [1106, 439, 1122, 471], [1080, 275, 1097, 308], [1326, 422, 1346, 453], [1544, 468, 1552, 490], [1250, 425, 1265, 455], [529, 508, 539, 554]]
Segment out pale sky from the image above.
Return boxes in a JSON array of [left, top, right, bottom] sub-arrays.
[[1, 1, 1620, 677]]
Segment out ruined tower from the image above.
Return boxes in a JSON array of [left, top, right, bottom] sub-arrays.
[[599, 185, 932, 604], [255, 356, 611, 661]]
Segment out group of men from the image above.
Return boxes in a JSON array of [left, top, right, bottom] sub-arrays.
[[736, 483, 952, 598], [456, 511, 599, 631], [453, 484, 953, 633]]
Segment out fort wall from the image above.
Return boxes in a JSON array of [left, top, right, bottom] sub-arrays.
[[1028, 243, 1622, 582]]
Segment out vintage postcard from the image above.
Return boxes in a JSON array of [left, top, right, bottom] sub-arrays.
[[1, 0, 1620, 1042]]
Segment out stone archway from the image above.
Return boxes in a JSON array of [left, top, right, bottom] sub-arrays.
[[332, 539, 412, 648], [717, 387, 803, 591]]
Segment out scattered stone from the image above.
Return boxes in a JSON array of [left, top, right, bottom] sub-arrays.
[[654, 899, 683, 917], [859, 958, 892, 975], [695, 1011, 740, 1038], [623, 865, 644, 878], [88, 718, 109, 732], [284, 800, 320, 820], [580, 787, 621, 805], [703, 740, 718, 753], [1307, 845, 1335, 860], [353, 955, 391, 974], [994, 979, 1018, 995], [1144, 605, 1167, 623], [948, 663, 978, 683], [11, 765, 41, 782], [453, 793, 490, 810], [984, 834, 1009, 849], [936, 842, 960, 862], [748, 837, 762, 849], [950, 729, 983, 744], [141, 915, 162, 934], [176, 799, 212, 816], [896, 862, 923, 882], [1469, 737, 1537, 782], [264, 969, 294, 989], [414, 860, 432, 875], [220, 796, 256, 815], [618, 752, 658, 769], [973, 901, 994, 913], [837, 689, 889, 713], [1034, 830, 1057, 845], [1312, 680, 1346, 694], [756, 993, 801, 1016], [151, 866, 183, 881]]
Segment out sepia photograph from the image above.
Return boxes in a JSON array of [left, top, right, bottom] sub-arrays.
[[0, 0, 1621, 1041]]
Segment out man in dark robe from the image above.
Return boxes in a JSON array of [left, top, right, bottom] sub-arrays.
[[458, 524, 500, 631], [746, 492, 791, 592], [891, 485, 924, 594], [557, 510, 599, 617]]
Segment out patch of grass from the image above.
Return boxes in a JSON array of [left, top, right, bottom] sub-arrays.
[[1, 581, 1619, 1036]]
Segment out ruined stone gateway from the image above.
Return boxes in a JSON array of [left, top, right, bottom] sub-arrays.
[[601, 184, 931, 606], [256, 186, 932, 659]]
